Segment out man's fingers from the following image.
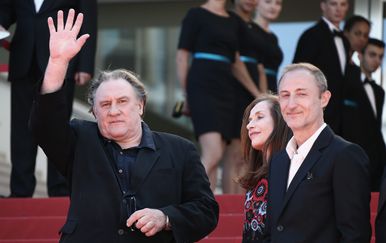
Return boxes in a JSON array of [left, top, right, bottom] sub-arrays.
[[145, 228, 158, 237], [72, 13, 84, 38], [139, 220, 154, 233], [76, 34, 89, 50], [126, 210, 143, 227], [57, 10, 64, 31], [64, 9, 75, 31], [47, 17, 56, 35]]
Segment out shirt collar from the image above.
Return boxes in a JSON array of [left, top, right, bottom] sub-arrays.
[[139, 122, 156, 151], [286, 123, 327, 159], [361, 73, 373, 83], [322, 17, 340, 32], [101, 122, 156, 151]]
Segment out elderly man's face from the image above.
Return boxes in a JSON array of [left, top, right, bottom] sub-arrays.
[[278, 70, 330, 135], [93, 78, 144, 142]]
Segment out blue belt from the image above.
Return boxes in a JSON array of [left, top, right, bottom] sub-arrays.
[[193, 52, 231, 63], [240, 56, 258, 64], [265, 68, 277, 76]]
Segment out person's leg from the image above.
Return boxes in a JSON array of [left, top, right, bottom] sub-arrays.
[[199, 132, 225, 192], [222, 139, 244, 194], [46, 78, 74, 197], [10, 81, 38, 197]]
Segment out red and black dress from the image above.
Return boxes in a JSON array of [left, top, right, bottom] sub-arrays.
[[242, 178, 268, 243]]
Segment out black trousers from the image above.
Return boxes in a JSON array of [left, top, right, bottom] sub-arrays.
[[9, 61, 74, 197]]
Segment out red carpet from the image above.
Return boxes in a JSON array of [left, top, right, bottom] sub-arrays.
[[0, 194, 379, 243]]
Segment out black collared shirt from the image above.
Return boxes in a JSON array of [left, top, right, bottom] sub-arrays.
[[103, 122, 156, 194]]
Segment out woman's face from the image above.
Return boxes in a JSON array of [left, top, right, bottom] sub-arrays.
[[246, 101, 275, 151], [344, 21, 370, 52], [256, 0, 282, 22], [235, 0, 258, 15]]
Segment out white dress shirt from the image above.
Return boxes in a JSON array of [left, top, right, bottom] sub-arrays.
[[286, 123, 327, 189], [322, 17, 346, 75], [361, 73, 377, 117], [34, 0, 44, 12]]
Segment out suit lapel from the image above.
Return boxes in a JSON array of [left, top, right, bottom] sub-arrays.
[[130, 147, 160, 193], [269, 150, 290, 222], [274, 151, 290, 203], [318, 20, 347, 75], [371, 84, 385, 124], [38, 0, 54, 14], [280, 127, 332, 214]]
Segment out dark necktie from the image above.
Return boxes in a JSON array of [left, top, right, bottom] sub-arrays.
[[363, 78, 375, 85], [332, 29, 344, 38]]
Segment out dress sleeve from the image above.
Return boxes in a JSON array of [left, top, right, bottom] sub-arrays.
[[177, 8, 200, 52]]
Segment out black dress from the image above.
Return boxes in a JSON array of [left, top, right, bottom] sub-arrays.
[[255, 24, 283, 93], [178, 7, 243, 140], [231, 20, 265, 138]]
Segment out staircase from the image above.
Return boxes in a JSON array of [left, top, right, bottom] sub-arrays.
[[0, 194, 380, 243]]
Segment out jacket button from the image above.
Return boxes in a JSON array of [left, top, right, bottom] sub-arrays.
[[118, 229, 125, 235], [277, 225, 284, 232]]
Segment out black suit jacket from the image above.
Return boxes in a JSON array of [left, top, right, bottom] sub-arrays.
[[29, 88, 219, 243], [293, 19, 350, 134], [0, 0, 97, 81], [376, 169, 386, 243], [265, 126, 371, 243], [342, 64, 386, 191]]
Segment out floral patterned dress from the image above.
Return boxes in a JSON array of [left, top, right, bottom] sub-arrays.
[[242, 178, 268, 243]]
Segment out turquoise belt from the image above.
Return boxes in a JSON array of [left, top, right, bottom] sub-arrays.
[[193, 52, 231, 63], [265, 68, 277, 76], [240, 55, 258, 64]]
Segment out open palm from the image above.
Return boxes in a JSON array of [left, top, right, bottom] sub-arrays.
[[48, 9, 89, 63]]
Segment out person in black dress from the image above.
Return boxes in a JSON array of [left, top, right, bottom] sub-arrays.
[[254, 0, 283, 93], [222, 0, 269, 194], [239, 95, 289, 242], [176, 0, 261, 192]]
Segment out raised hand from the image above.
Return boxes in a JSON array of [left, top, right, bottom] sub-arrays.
[[48, 9, 89, 63], [42, 9, 90, 94]]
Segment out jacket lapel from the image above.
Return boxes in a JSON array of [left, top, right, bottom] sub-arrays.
[[318, 20, 347, 75], [372, 84, 385, 124], [280, 127, 333, 214], [269, 151, 290, 222], [38, 0, 54, 14]]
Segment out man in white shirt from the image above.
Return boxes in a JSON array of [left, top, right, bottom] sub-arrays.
[[264, 63, 371, 243], [342, 38, 386, 191], [293, 0, 350, 135]]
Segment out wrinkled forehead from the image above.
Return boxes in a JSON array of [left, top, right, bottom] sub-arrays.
[[95, 78, 137, 100], [279, 69, 317, 91]]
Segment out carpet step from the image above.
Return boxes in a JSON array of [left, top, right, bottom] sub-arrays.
[[0, 240, 58, 243], [199, 236, 242, 243], [0, 198, 69, 217], [0, 217, 65, 240], [209, 214, 243, 237], [215, 194, 244, 214]]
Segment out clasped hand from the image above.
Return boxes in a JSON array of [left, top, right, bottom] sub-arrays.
[[126, 208, 167, 237]]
